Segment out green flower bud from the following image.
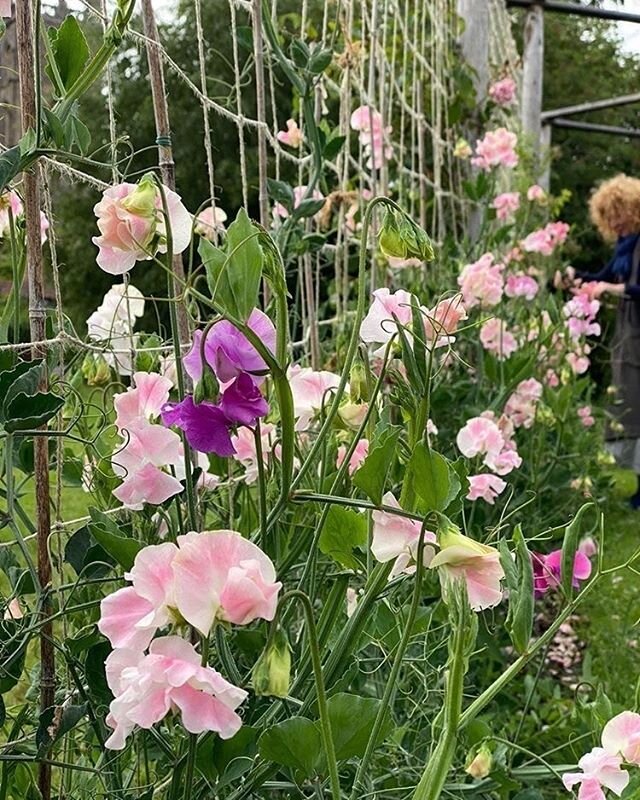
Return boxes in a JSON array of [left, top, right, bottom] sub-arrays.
[[81, 354, 111, 386], [349, 360, 369, 403], [378, 210, 407, 259], [252, 629, 291, 698], [194, 362, 220, 404], [135, 334, 162, 374], [378, 209, 435, 263], [122, 174, 158, 218]]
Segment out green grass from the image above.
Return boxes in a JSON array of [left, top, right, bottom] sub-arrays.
[[579, 470, 640, 706]]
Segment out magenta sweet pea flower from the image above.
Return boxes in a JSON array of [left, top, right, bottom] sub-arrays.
[[161, 395, 235, 456], [532, 548, 593, 599], [183, 309, 276, 384], [219, 373, 269, 426]]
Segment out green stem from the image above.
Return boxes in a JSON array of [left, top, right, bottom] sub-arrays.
[[254, 421, 268, 551], [412, 596, 470, 800], [348, 526, 430, 800], [276, 590, 341, 799], [4, 435, 39, 587]]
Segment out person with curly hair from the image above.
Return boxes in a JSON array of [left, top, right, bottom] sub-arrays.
[[558, 174, 640, 508]]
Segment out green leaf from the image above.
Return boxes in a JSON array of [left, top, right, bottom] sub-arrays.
[[225, 208, 264, 322], [64, 525, 113, 578], [561, 503, 594, 597], [84, 641, 111, 705], [211, 727, 259, 787], [46, 15, 90, 91], [327, 693, 393, 760], [36, 703, 87, 757], [405, 444, 459, 514], [266, 179, 294, 212], [3, 361, 43, 413], [89, 524, 142, 571], [0, 146, 21, 192], [291, 198, 326, 221], [505, 525, 534, 654], [319, 505, 367, 569], [258, 717, 321, 777], [70, 115, 91, 154], [0, 695, 5, 727], [4, 392, 64, 432], [43, 108, 66, 148], [308, 48, 333, 74], [323, 135, 346, 160], [0, 621, 26, 693], [352, 425, 401, 504], [0, 361, 39, 421]]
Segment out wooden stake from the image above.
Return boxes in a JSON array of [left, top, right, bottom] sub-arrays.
[[15, 2, 54, 799], [140, 0, 190, 349], [521, 1, 545, 163]]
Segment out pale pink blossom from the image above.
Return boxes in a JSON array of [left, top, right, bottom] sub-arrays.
[[424, 294, 468, 348], [567, 348, 591, 375], [350, 105, 393, 169], [488, 77, 517, 106], [485, 443, 522, 476], [3, 598, 23, 620], [288, 366, 341, 430], [92, 179, 192, 275], [578, 536, 598, 559], [457, 416, 505, 462], [346, 587, 358, 618], [194, 206, 227, 240], [86, 283, 145, 377], [429, 525, 504, 611], [578, 406, 595, 427], [336, 439, 369, 476], [360, 287, 416, 355], [458, 253, 504, 308], [0, 191, 22, 236], [466, 474, 507, 504], [521, 221, 570, 256], [338, 401, 369, 429], [480, 318, 518, 360], [172, 531, 281, 635], [505, 246, 523, 263], [545, 369, 560, 388], [0, 0, 12, 17], [492, 192, 520, 221], [372, 492, 436, 578], [563, 748, 628, 800], [114, 372, 173, 429], [471, 128, 518, 171], [504, 378, 543, 428], [387, 256, 423, 269], [505, 273, 539, 300], [104, 637, 247, 749], [602, 711, 640, 765], [276, 118, 303, 148], [527, 184, 546, 202], [564, 290, 601, 340], [231, 423, 276, 484]]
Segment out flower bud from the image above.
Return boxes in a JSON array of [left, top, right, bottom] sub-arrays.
[[194, 363, 220, 404], [378, 210, 407, 259], [339, 401, 368, 430], [465, 744, 492, 779], [81, 354, 111, 386], [121, 174, 158, 218], [252, 629, 291, 698], [349, 360, 369, 403]]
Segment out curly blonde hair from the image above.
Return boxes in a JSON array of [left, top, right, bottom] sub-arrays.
[[589, 173, 640, 241]]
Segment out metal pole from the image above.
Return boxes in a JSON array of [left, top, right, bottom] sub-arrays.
[[507, 0, 640, 25], [521, 0, 544, 162], [542, 92, 640, 121]]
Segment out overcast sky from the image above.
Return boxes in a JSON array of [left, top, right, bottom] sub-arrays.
[[603, 0, 640, 52]]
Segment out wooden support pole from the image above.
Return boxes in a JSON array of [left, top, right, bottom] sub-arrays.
[[456, 0, 490, 105], [521, 1, 544, 163], [140, 0, 190, 348], [15, 2, 54, 799]]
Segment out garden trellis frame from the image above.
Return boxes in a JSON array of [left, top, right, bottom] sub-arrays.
[[0, 2, 525, 797]]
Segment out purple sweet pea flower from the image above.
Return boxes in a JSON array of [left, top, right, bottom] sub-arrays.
[[161, 396, 235, 456], [220, 373, 269, 426], [183, 309, 276, 384]]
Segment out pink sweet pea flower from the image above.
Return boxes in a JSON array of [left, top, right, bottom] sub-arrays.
[[98, 542, 178, 651], [480, 318, 518, 360], [387, 256, 423, 269], [488, 77, 517, 106], [183, 309, 276, 385], [172, 531, 281, 635], [92, 178, 192, 275], [276, 118, 303, 148], [578, 406, 595, 427], [466, 474, 507, 504], [458, 253, 504, 309], [360, 288, 416, 355], [194, 206, 227, 240], [602, 711, 640, 765], [492, 192, 520, 221], [0, 0, 12, 17], [231, 423, 276, 484], [532, 548, 592, 598], [350, 105, 393, 169], [504, 378, 543, 429], [527, 184, 546, 202], [521, 221, 570, 256], [288, 366, 341, 430], [457, 416, 505, 461], [578, 536, 598, 559], [471, 128, 518, 171], [424, 294, 468, 348], [371, 492, 436, 578], [114, 372, 173, 429], [562, 748, 628, 800], [505, 273, 539, 301], [104, 636, 248, 749], [336, 439, 369, 476], [429, 525, 504, 611], [0, 191, 23, 236]]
